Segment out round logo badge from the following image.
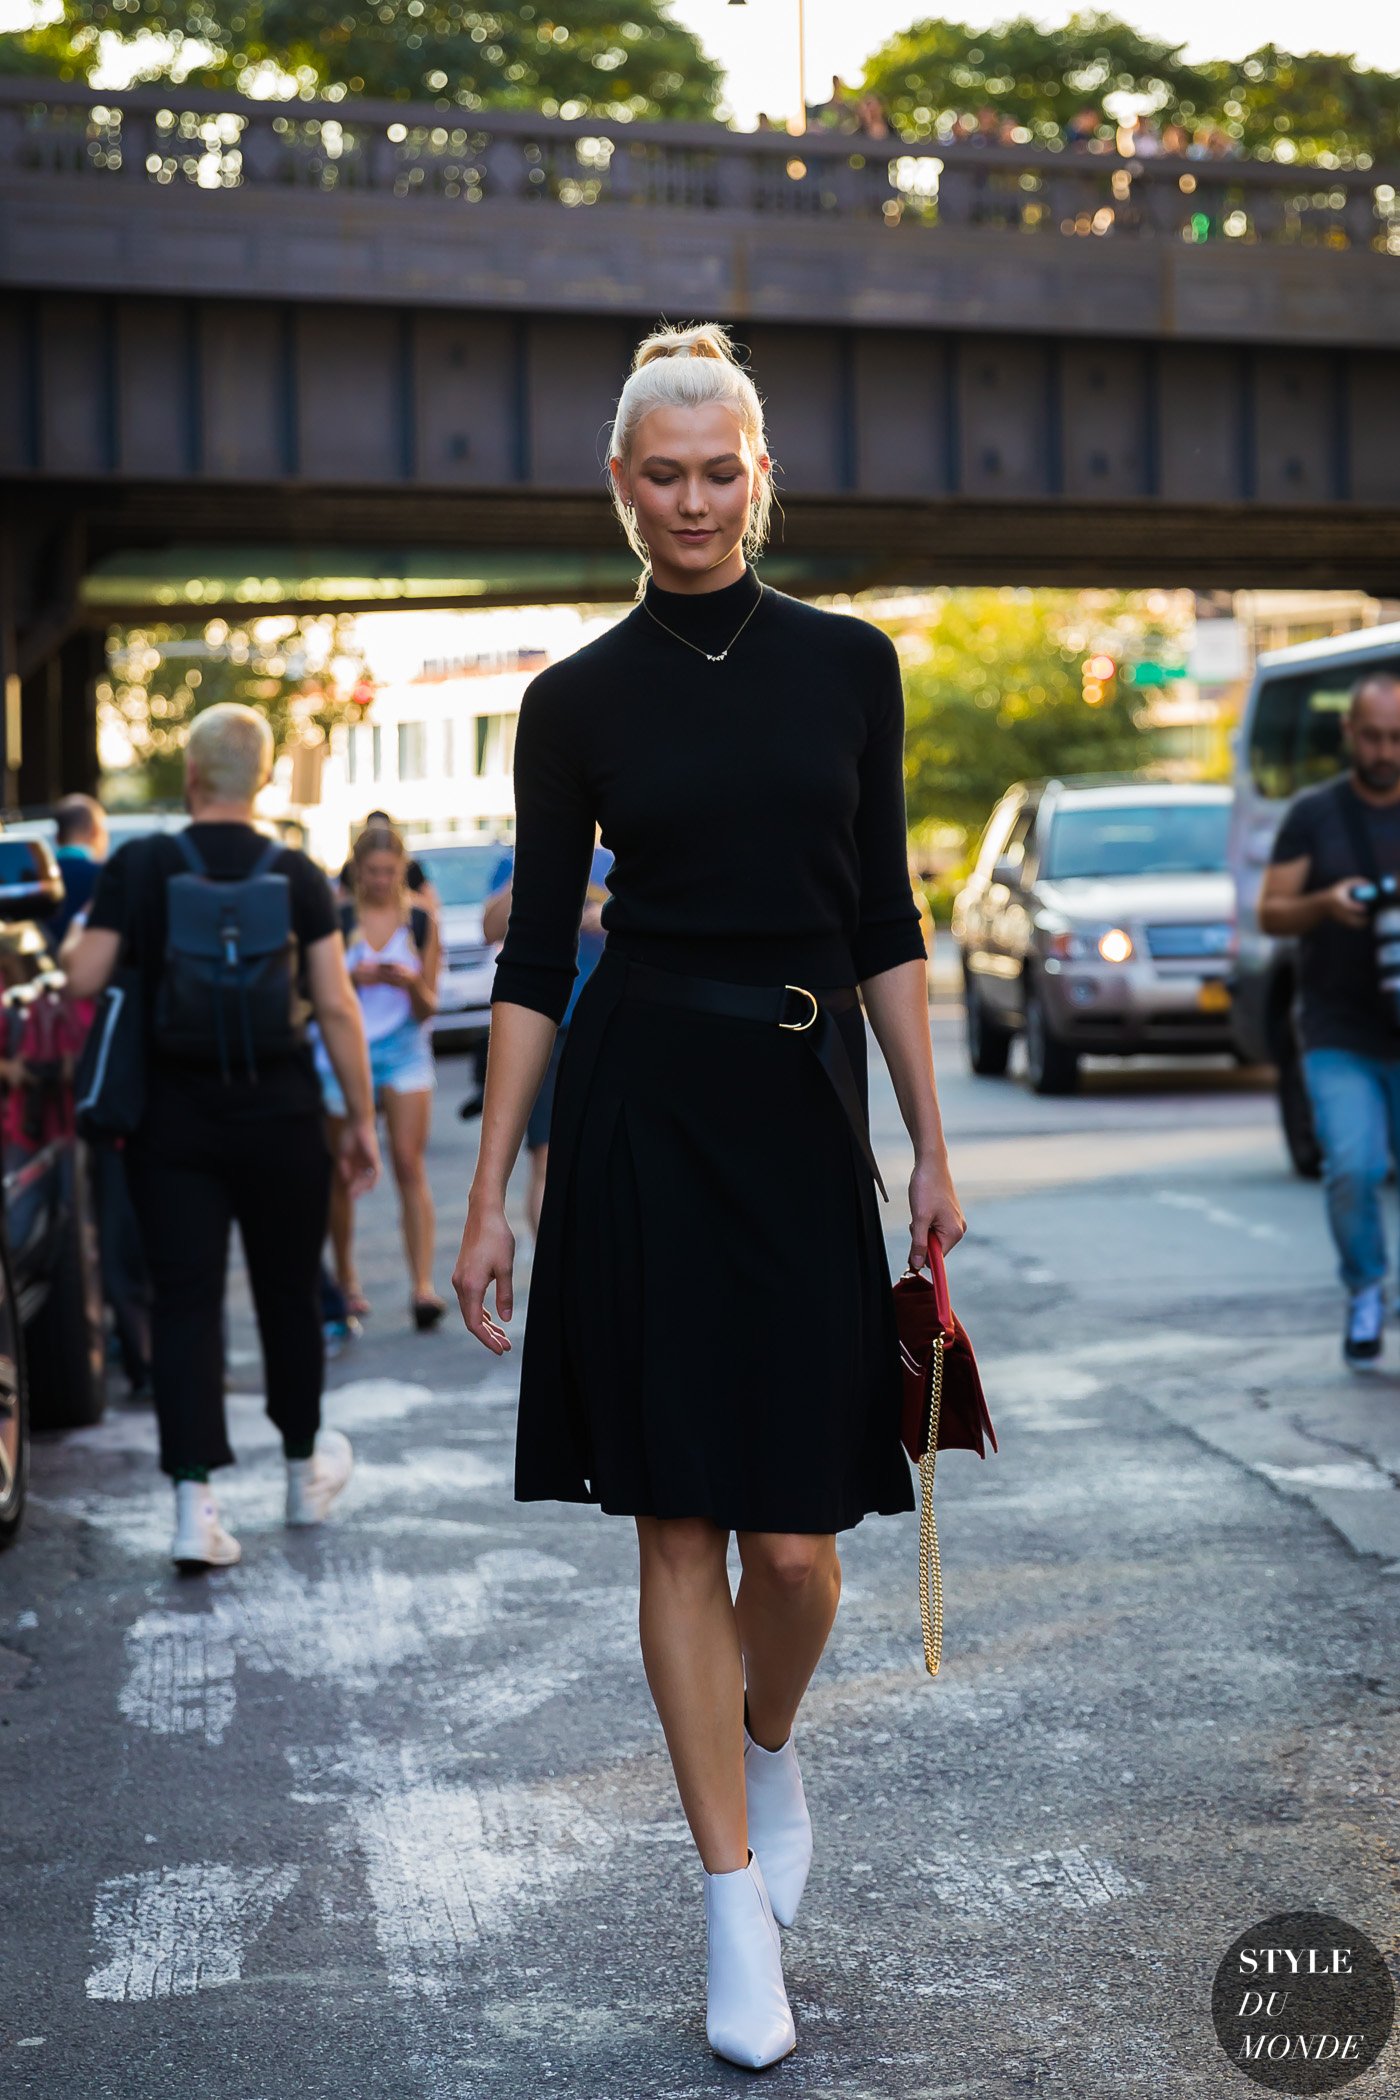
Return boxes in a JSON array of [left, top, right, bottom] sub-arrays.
[[1212, 1912, 1395, 2092]]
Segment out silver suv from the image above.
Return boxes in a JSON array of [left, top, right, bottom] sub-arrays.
[[951, 778, 1235, 1094]]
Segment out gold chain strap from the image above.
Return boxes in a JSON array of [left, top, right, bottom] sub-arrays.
[[918, 1334, 946, 1678]]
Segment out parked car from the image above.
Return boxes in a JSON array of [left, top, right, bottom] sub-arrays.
[[0, 834, 106, 1552], [6, 809, 305, 854], [951, 778, 1236, 1095], [1228, 620, 1400, 1178], [409, 838, 512, 1050]]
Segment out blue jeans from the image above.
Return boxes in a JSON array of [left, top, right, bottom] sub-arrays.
[[1302, 1048, 1400, 1293]]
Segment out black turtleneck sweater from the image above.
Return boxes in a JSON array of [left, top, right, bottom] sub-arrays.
[[491, 566, 926, 1024]]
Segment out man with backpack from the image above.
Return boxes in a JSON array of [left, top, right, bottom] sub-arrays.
[[61, 704, 380, 1569]]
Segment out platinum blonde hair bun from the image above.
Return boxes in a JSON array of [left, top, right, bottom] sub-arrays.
[[607, 321, 775, 569]]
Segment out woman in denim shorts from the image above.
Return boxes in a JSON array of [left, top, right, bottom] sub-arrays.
[[317, 824, 445, 1328]]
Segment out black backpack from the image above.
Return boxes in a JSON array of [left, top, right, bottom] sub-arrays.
[[153, 832, 309, 1079]]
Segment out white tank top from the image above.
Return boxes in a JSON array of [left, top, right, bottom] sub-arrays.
[[347, 918, 421, 1044]]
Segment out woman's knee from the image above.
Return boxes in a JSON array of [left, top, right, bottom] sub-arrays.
[[390, 1141, 428, 1191], [739, 1532, 836, 1594], [637, 1515, 729, 1586]]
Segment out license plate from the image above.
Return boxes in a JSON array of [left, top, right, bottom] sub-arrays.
[[1197, 980, 1231, 1013]]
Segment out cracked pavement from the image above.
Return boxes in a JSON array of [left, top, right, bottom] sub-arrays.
[[2, 1009, 1398, 2098]]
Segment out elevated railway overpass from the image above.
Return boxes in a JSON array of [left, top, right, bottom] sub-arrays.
[[3, 76, 1399, 796]]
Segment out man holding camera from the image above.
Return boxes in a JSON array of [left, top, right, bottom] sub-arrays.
[[1261, 670, 1400, 1361]]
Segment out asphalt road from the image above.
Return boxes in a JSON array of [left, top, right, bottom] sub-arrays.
[[3, 1011, 1398, 2099]]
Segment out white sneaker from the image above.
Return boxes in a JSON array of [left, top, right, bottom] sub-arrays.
[[171, 1480, 241, 1570], [704, 1851, 797, 2070], [744, 1725, 813, 1928], [285, 1429, 354, 1527]]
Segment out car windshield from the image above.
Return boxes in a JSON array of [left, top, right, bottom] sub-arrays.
[[1044, 804, 1230, 880], [415, 846, 506, 908]]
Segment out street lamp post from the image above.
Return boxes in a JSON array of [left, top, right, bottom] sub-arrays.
[[728, 0, 807, 136]]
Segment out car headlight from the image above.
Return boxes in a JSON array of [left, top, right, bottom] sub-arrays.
[[1037, 917, 1135, 964]]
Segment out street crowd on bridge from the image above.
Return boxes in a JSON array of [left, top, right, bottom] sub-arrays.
[[787, 73, 1249, 161]]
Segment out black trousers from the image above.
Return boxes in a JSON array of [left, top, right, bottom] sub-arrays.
[[90, 1137, 152, 1386], [125, 1094, 333, 1476]]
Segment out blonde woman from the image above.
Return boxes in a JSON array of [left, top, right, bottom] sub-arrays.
[[452, 324, 965, 2069], [320, 824, 445, 1328]]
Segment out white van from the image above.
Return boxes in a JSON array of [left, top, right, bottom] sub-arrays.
[[1229, 620, 1400, 1174]]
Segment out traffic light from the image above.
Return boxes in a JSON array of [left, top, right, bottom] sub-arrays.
[[1082, 653, 1116, 706]]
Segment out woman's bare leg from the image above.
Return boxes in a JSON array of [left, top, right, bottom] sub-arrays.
[[383, 1087, 435, 1299], [636, 1516, 748, 1873], [734, 1533, 841, 1749], [325, 1114, 358, 1297]]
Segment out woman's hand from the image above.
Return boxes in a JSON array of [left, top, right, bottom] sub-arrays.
[[377, 960, 418, 989], [338, 1116, 381, 1199], [908, 1152, 966, 1270], [452, 1198, 516, 1354], [349, 960, 382, 988]]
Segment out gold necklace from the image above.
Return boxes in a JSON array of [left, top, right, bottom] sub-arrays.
[[640, 579, 766, 664]]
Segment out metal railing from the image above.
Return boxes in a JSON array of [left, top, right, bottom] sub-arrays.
[[3, 77, 1397, 252]]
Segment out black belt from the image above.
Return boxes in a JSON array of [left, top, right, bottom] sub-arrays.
[[620, 957, 888, 1202]]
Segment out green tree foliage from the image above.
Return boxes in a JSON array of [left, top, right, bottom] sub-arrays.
[[0, 1, 722, 120], [890, 589, 1183, 843], [100, 614, 366, 803], [1197, 46, 1400, 167], [0, 28, 71, 74], [860, 12, 1400, 164], [861, 11, 1211, 147]]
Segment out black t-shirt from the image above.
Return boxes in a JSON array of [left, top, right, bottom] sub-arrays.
[[88, 823, 339, 1118], [491, 567, 926, 1025], [1271, 777, 1400, 1058]]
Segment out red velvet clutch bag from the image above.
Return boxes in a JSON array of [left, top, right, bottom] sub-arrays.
[[893, 1238, 997, 1464], [891, 1238, 997, 1677]]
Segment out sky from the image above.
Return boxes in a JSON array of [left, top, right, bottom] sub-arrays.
[[4, 1, 1399, 117], [673, 3, 1400, 128]]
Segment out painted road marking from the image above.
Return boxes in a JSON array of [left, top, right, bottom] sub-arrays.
[[352, 1763, 613, 2001], [119, 1612, 237, 1746], [1257, 1460, 1396, 1493], [86, 1864, 299, 2002], [1154, 1189, 1288, 1242], [914, 1843, 1141, 1914], [116, 1548, 589, 1749]]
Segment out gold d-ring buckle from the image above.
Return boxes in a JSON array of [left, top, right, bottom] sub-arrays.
[[779, 985, 819, 1032]]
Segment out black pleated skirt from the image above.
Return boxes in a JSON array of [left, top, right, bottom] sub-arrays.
[[514, 945, 915, 1534]]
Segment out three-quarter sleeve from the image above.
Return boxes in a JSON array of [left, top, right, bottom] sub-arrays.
[[86, 843, 133, 941], [850, 633, 927, 982], [491, 670, 597, 1025]]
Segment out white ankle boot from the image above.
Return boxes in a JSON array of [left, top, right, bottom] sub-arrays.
[[744, 1726, 813, 1928], [170, 1480, 241, 1570], [703, 1851, 797, 2070]]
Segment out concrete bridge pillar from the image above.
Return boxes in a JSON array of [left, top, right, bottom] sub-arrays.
[[0, 511, 102, 810], [17, 630, 103, 810]]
